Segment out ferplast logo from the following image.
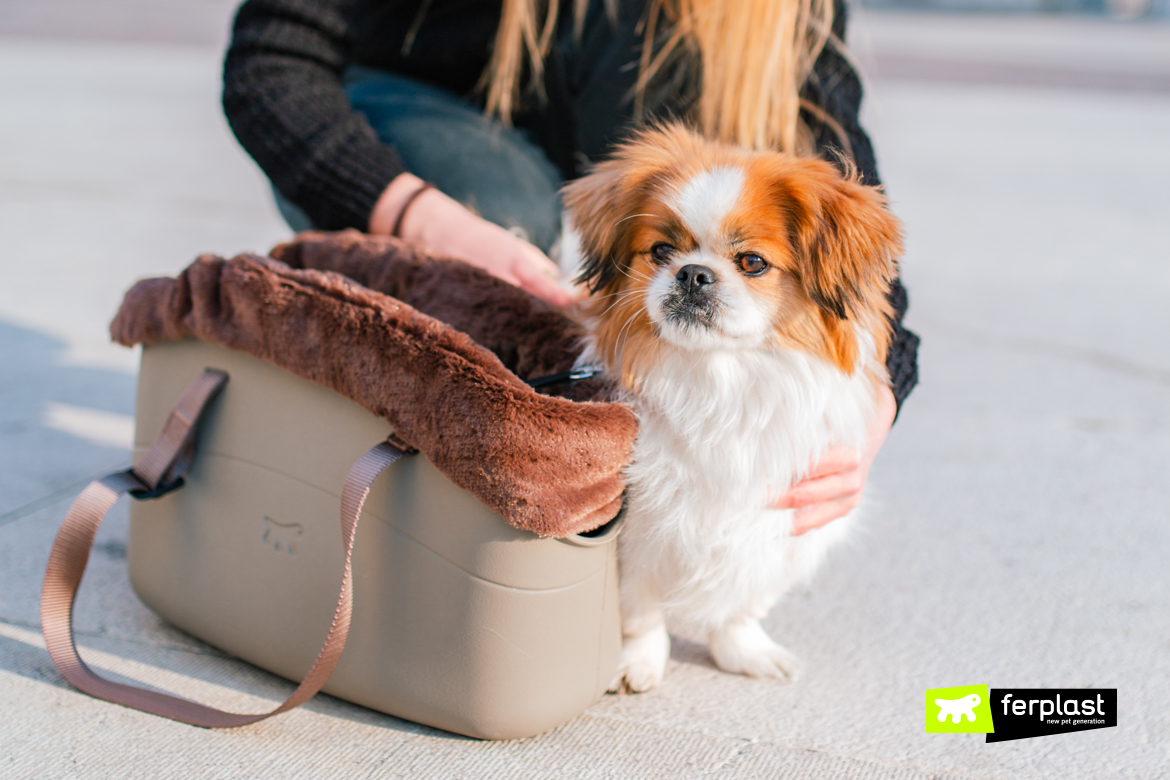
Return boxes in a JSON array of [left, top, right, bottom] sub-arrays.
[[925, 685, 995, 734], [926, 686, 1117, 742]]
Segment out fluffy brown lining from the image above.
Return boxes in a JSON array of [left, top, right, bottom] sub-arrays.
[[270, 231, 617, 403], [110, 231, 637, 537]]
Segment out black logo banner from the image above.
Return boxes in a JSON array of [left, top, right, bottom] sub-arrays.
[[986, 689, 1117, 743]]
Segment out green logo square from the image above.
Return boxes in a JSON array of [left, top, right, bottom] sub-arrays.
[[926, 684, 995, 733]]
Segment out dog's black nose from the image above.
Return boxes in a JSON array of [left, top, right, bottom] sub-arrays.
[[675, 264, 717, 293]]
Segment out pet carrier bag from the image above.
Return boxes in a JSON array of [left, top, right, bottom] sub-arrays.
[[41, 231, 637, 739]]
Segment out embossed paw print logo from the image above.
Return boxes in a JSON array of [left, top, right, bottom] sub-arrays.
[[925, 685, 994, 734], [262, 516, 303, 556]]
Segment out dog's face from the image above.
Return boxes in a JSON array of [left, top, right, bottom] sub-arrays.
[[563, 125, 903, 389]]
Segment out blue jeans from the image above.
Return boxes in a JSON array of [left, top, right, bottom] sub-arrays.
[[275, 68, 565, 254]]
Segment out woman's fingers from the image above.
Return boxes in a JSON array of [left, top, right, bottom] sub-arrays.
[[518, 273, 574, 307], [790, 496, 861, 535], [805, 446, 861, 480], [517, 241, 564, 278], [770, 444, 861, 510], [772, 468, 864, 510], [510, 251, 574, 306]]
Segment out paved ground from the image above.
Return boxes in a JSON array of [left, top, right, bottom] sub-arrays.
[[2, 8, 1168, 779]]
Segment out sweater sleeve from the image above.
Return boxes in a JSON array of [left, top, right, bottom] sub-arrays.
[[802, 0, 920, 414], [223, 0, 407, 230]]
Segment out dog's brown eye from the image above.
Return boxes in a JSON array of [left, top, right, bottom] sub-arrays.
[[651, 243, 675, 265], [737, 254, 769, 276]]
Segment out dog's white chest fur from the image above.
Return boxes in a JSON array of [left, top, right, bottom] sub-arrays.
[[615, 346, 876, 632]]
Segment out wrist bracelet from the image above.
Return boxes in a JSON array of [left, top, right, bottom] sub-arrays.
[[391, 181, 436, 238]]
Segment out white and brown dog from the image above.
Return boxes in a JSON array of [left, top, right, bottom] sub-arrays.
[[561, 124, 903, 692]]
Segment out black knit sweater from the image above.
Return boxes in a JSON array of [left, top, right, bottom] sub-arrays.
[[222, 0, 918, 407]]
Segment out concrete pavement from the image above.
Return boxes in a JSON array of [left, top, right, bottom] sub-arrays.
[[2, 9, 1169, 779]]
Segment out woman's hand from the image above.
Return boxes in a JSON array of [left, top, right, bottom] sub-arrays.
[[370, 173, 574, 306], [772, 383, 897, 535]]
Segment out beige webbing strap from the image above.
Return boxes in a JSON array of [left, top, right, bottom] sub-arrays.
[[40, 368, 415, 728]]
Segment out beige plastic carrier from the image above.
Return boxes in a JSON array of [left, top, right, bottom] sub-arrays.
[[127, 339, 622, 739]]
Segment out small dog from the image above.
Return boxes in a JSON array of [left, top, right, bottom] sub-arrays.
[[561, 124, 902, 692]]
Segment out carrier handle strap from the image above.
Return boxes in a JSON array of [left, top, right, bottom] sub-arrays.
[[40, 368, 415, 728]]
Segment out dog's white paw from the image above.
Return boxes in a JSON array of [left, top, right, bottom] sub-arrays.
[[708, 620, 802, 682], [608, 626, 671, 693]]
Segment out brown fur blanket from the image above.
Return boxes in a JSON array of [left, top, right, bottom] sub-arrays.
[[110, 231, 637, 537]]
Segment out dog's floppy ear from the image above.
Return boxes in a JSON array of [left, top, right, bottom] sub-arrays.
[[562, 124, 696, 293], [563, 161, 636, 292], [773, 157, 903, 322], [561, 161, 640, 293]]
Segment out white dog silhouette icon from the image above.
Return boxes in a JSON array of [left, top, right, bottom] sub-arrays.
[[935, 693, 980, 723]]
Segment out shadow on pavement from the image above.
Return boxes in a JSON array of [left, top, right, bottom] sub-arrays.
[[0, 621, 473, 741], [0, 319, 136, 521]]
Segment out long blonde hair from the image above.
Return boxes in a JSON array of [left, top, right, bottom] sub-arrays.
[[482, 0, 835, 156]]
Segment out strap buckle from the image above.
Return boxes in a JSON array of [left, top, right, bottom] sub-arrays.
[[526, 365, 604, 390], [123, 469, 186, 501], [386, 432, 419, 455]]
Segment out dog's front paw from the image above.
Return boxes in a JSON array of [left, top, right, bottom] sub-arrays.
[[708, 620, 802, 682], [608, 626, 671, 693]]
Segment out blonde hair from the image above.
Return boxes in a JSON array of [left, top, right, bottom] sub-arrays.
[[482, 0, 836, 156]]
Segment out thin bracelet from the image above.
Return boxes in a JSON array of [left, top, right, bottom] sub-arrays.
[[391, 181, 436, 238]]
